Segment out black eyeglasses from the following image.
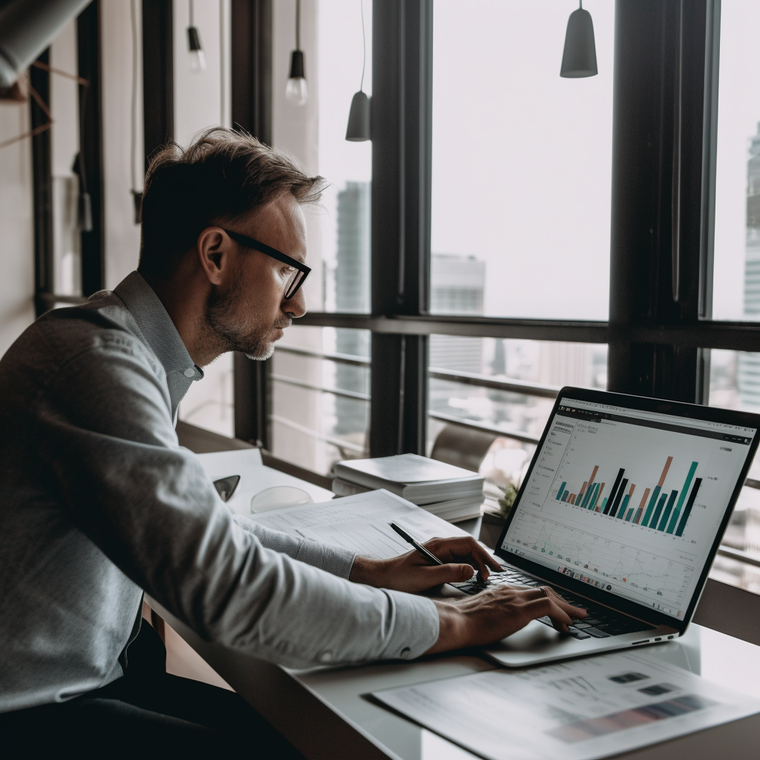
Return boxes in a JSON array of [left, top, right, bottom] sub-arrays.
[[223, 228, 311, 300]]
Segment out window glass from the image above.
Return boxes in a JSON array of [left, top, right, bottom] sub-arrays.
[[315, 0, 372, 314], [270, 325, 370, 476], [711, 2, 760, 320], [430, 0, 614, 320], [707, 349, 760, 591], [427, 337, 608, 486]]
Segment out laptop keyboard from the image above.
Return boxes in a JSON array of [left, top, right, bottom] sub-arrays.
[[454, 567, 655, 641]]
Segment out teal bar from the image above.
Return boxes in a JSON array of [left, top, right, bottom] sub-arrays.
[[658, 490, 678, 531], [667, 462, 698, 534], [625, 508, 634, 521], [619, 494, 630, 519], [580, 482, 594, 509], [562, 490, 569, 502], [601, 497, 608, 511], [587, 482, 600, 509], [642, 485, 662, 527], [557, 482, 566, 501], [650, 492, 668, 529]]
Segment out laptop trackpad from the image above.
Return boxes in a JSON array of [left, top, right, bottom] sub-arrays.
[[494, 619, 577, 652]]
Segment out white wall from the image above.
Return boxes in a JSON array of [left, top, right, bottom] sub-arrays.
[[0, 95, 35, 357]]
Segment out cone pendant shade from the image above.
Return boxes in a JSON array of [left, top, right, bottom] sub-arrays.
[[345, 90, 370, 141], [560, 7, 598, 78]]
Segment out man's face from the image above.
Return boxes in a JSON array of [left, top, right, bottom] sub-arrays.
[[205, 193, 308, 361]]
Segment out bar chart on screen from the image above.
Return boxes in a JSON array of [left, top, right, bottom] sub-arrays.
[[527, 415, 738, 547], [554, 454, 702, 538]]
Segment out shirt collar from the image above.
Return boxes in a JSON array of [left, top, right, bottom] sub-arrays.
[[114, 271, 203, 416]]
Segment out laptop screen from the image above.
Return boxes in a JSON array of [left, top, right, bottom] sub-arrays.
[[498, 391, 758, 622]]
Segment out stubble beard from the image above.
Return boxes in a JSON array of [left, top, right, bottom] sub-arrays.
[[204, 277, 279, 361]]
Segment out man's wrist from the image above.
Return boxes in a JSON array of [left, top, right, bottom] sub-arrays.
[[425, 599, 467, 654], [349, 555, 386, 586]]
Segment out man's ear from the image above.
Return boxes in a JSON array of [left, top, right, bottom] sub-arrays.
[[196, 227, 232, 285]]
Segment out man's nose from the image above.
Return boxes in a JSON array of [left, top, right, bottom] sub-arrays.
[[283, 288, 306, 318]]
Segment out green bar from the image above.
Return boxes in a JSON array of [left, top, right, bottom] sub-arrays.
[[557, 482, 567, 501], [625, 508, 634, 521], [588, 482, 600, 509], [642, 485, 661, 527], [667, 462, 698, 534], [619, 494, 630, 518], [601, 497, 608, 511]]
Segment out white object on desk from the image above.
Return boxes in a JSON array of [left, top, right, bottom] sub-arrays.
[[246, 489, 472, 559], [196, 448, 333, 517]]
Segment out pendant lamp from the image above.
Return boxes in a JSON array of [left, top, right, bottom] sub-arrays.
[[560, 1, 598, 78], [345, 0, 370, 141]]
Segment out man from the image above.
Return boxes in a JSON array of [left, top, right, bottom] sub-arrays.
[[0, 128, 585, 754]]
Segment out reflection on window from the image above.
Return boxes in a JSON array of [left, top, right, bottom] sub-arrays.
[[270, 326, 370, 476], [431, 0, 613, 320]]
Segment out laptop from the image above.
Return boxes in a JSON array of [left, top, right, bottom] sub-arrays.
[[465, 386, 760, 668]]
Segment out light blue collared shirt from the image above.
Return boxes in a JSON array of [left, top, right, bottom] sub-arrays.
[[0, 271, 438, 713]]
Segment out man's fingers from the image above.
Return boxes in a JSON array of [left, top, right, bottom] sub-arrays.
[[425, 562, 476, 584]]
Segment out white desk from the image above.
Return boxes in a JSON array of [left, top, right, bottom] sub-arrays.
[[150, 599, 760, 760], [163, 446, 760, 758]]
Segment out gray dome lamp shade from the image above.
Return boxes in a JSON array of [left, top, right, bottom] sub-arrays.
[[560, 2, 598, 78], [0, 0, 91, 89], [345, 90, 370, 141]]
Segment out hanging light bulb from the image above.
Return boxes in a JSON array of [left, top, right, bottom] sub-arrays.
[[286, 0, 307, 105], [187, 0, 206, 72], [346, 0, 370, 141], [560, 0, 598, 78]]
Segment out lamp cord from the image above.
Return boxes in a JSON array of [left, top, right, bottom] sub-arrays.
[[189, 0, 195, 28], [360, 0, 366, 92], [130, 0, 139, 193], [296, 0, 301, 51]]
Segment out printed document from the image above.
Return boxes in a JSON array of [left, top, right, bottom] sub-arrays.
[[246, 490, 470, 558], [371, 650, 760, 760]]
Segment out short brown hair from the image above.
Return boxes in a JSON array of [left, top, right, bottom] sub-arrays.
[[138, 127, 325, 280]]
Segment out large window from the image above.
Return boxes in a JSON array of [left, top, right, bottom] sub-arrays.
[[431, 0, 614, 321]]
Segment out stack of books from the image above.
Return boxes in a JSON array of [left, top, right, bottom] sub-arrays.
[[332, 453, 485, 522]]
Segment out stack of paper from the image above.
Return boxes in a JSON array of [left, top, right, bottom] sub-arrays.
[[332, 453, 484, 522]]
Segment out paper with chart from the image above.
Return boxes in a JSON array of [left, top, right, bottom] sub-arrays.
[[245, 489, 471, 558], [371, 650, 760, 760]]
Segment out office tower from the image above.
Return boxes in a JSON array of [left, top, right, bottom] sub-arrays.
[[429, 254, 486, 421], [737, 122, 760, 592], [333, 182, 370, 441], [738, 122, 760, 411]]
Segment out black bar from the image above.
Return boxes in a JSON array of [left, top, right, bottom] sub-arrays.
[[609, 478, 629, 518], [650, 492, 669, 529], [369, 1, 433, 457], [676, 477, 701, 537], [231, 0, 272, 144], [142, 0, 173, 164], [30, 49, 53, 317], [77, 1, 105, 296], [230, 0, 273, 446], [604, 468, 626, 515]]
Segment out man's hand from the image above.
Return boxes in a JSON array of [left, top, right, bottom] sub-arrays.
[[426, 585, 588, 653], [349, 536, 502, 594]]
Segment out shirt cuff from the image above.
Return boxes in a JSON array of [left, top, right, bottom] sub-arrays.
[[381, 591, 439, 660]]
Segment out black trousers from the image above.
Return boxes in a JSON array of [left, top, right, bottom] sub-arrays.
[[0, 623, 306, 759]]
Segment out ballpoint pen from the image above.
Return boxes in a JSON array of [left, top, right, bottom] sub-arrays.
[[389, 521, 490, 590], [389, 521, 445, 565]]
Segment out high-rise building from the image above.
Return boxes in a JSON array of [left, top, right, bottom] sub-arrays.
[[333, 182, 370, 439], [738, 123, 760, 410]]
